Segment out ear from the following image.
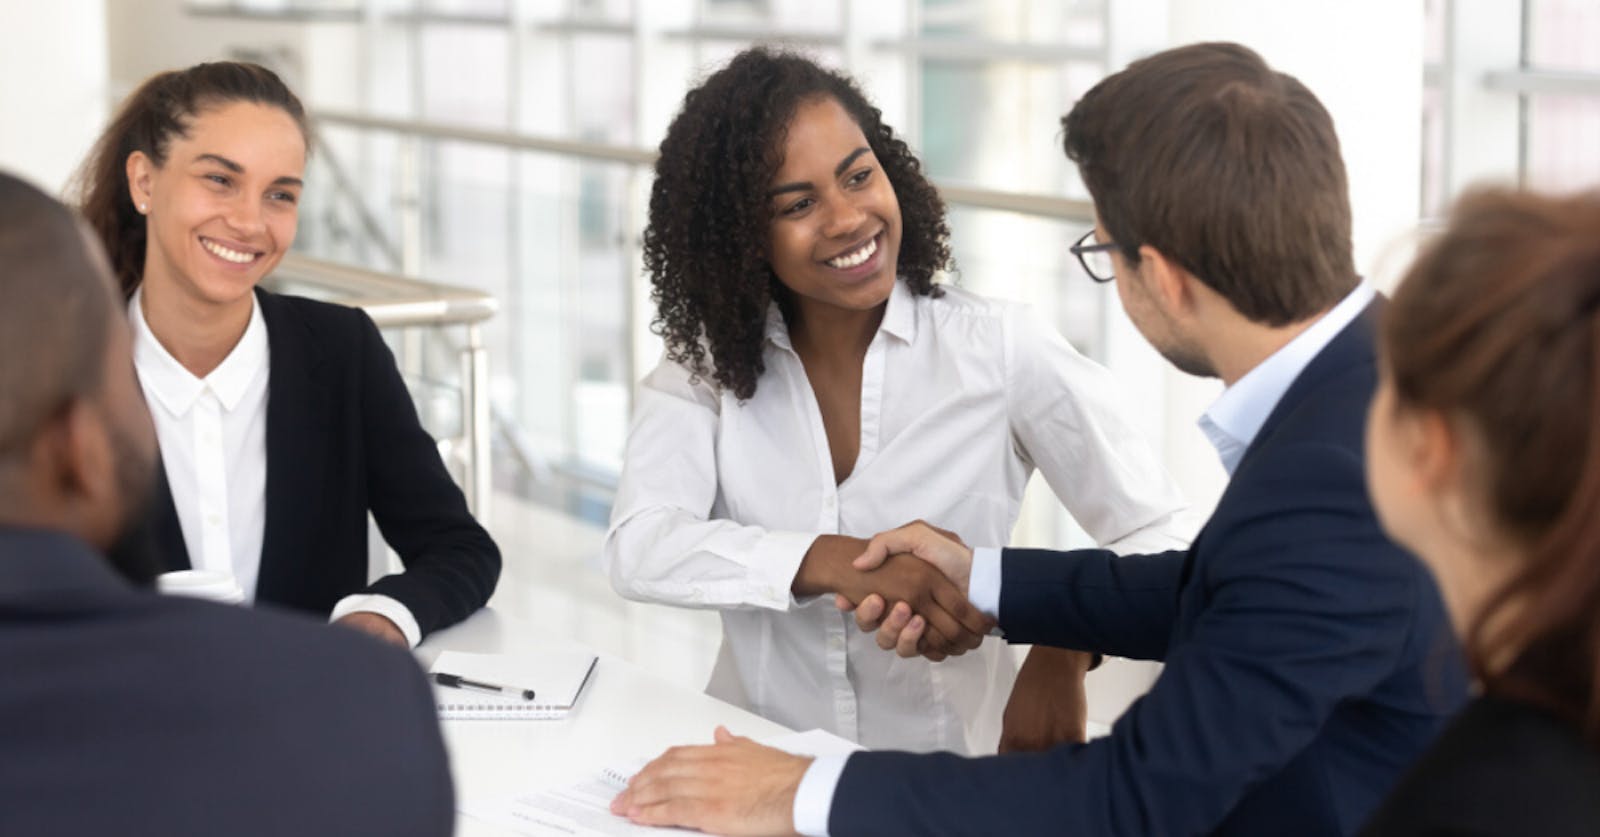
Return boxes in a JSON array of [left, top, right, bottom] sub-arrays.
[[1136, 244, 1197, 316], [1408, 408, 1462, 492], [126, 151, 155, 214]]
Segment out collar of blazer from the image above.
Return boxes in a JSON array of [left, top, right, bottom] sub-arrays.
[[1237, 296, 1384, 475]]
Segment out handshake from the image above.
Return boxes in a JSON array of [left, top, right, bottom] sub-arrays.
[[794, 521, 992, 661]]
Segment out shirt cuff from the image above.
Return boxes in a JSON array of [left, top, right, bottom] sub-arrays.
[[969, 547, 1004, 623], [792, 754, 849, 837], [329, 593, 423, 649], [751, 530, 823, 610]]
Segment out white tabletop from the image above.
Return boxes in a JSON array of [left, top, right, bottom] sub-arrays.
[[417, 608, 794, 836]]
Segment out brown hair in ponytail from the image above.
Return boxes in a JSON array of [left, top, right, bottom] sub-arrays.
[[71, 61, 308, 298], [1383, 187, 1600, 745]]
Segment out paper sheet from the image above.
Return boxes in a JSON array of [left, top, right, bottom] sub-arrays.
[[458, 729, 862, 835]]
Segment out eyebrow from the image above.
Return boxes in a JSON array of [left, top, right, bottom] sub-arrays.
[[766, 146, 873, 198], [194, 153, 304, 188]]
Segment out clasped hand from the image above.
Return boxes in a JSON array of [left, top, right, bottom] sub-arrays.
[[827, 522, 987, 661]]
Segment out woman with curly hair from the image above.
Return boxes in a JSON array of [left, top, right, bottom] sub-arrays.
[[604, 48, 1186, 754]]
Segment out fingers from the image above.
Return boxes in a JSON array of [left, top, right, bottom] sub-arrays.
[[896, 614, 927, 658], [911, 601, 970, 656], [834, 593, 854, 612], [853, 531, 894, 572], [874, 602, 914, 651], [929, 577, 991, 648], [853, 594, 887, 630], [854, 522, 938, 571]]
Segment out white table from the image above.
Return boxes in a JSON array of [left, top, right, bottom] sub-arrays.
[[417, 609, 794, 836]]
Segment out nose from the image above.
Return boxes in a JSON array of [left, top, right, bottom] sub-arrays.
[[224, 193, 266, 238], [821, 194, 868, 240]]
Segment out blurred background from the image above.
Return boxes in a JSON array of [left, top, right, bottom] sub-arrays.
[[3, 0, 1596, 723]]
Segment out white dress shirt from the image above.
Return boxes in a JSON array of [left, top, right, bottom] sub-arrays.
[[129, 289, 422, 646], [792, 280, 1378, 836], [605, 281, 1187, 762]]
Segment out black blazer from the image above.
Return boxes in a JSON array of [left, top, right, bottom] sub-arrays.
[[830, 301, 1467, 835], [1363, 696, 1600, 835], [139, 288, 500, 638], [0, 528, 454, 836]]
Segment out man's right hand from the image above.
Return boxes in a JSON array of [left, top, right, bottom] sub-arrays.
[[834, 521, 980, 658], [794, 534, 989, 657]]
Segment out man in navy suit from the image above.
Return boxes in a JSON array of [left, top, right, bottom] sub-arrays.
[[0, 172, 454, 836], [610, 42, 1465, 836]]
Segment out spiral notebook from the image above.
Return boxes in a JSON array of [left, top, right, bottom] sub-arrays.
[[430, 650, 599, 720]]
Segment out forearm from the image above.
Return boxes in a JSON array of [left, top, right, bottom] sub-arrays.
[[791, 534, 870, 597], [999, 547, 1185, 659], [603, 508, 820, 611], [365, 542, 499, 636]]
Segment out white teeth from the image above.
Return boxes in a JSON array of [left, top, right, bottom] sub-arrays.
[[201, 237, 257, 264], [826, 236, 878, 269]]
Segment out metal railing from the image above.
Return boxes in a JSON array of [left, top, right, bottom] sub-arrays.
[[309, 109, 1096, 222], [267, 253, 498, 525]]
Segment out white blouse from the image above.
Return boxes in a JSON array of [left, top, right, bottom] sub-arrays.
[[129, 289, 422, 646], [604, 281, 1188, 754]]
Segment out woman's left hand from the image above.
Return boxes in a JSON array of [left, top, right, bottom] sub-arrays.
[[335, 612, 409, 647]]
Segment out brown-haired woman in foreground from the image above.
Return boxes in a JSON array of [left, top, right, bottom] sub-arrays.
[[75, 62, 499, 646], [1362, 188, 1600, 834]]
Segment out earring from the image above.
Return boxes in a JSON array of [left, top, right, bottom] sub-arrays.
[[139, 203, 148, 213]]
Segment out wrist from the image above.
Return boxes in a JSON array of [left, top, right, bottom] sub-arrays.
[[792, 535, 863, 597]]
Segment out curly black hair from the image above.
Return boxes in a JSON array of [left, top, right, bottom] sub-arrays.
[[643, 47, 952, 400]]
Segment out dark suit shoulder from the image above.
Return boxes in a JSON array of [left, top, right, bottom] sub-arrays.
[[1362, 697, 1600, 836], [256, 287, 374, 348], [0, 590, 454, 837]]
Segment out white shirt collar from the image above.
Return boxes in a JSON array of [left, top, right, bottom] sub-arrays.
[[764, 279, 920, 351], [1198, 280, 1376, 475], [128, 286, 269, 416]]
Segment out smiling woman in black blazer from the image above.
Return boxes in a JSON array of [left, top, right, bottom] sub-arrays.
[[76, 62, 499, 647]]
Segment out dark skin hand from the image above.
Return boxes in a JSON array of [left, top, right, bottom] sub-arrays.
[[795, 534, 991, 657], [334, 611, 408, 647], [832, 522, 984, 661], [1000, 646, 1093, 752]]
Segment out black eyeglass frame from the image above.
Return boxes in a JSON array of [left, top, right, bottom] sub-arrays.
[[1070, 229, 1119, 283]]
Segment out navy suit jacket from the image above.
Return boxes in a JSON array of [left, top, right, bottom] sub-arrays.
[[0, 529, 454, 836], [831, 302, 1466, 835], [129, 288, 500, 638]]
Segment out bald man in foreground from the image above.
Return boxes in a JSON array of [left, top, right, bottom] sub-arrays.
[[0, 171, 454, 836]]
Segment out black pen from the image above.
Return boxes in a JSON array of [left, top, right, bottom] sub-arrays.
[[433, 672, 536, 701]]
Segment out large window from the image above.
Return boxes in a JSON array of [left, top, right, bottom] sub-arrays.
[[174, 0, 1600, 532]]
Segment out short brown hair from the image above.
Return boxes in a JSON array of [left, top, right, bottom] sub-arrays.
[[1384, 187, 1600, 745], [72, 61, 309, 298], [1062, 42, 1356, 325]]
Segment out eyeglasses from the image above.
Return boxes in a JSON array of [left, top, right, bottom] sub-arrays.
[[1071, 230, 1118, 283]]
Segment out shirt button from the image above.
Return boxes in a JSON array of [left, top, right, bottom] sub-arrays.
[[205, 513, 221, 527]]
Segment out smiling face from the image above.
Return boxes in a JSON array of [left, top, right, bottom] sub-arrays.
[[764, 95, 903, 318], [127, 100, 305, 311]]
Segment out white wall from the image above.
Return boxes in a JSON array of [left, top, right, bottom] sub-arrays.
[[0, 0, 109, 196]]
